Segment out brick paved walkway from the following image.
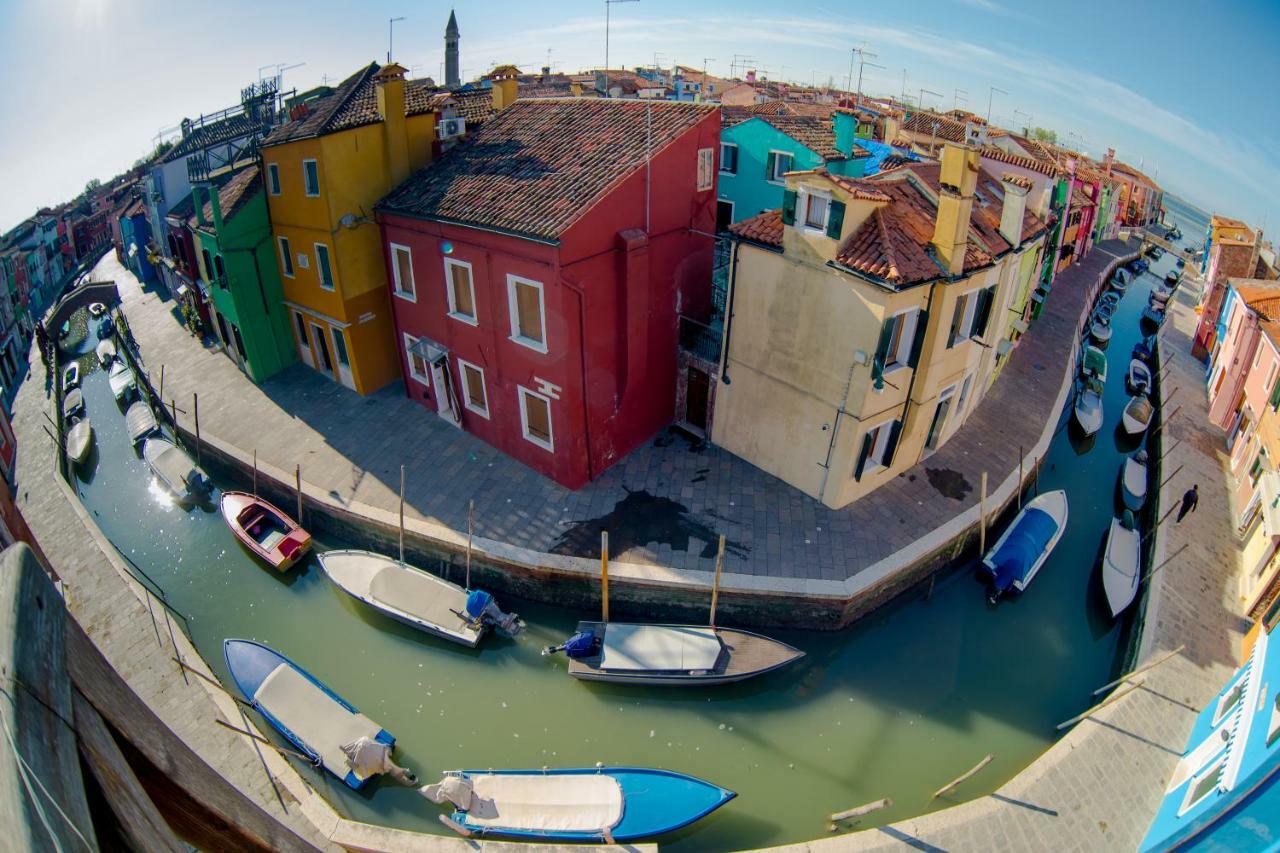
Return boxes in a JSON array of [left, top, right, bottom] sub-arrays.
[[773, 259, 1250, 851], [106, 242, 1133, 588]]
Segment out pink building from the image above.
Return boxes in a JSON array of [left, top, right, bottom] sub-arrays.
[[1209, 281, 1280, 440]]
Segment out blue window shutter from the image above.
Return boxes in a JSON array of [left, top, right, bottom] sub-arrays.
[[826, 200, 846, 239], [781, 190, 797, 226]]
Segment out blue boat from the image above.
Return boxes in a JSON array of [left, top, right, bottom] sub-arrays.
[[423, 766, 736, 842], [982, 490, 1069, 602], [223, 639, 405, 790]]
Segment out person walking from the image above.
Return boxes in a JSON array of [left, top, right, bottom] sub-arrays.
[[1176, 484, 1199, 523]]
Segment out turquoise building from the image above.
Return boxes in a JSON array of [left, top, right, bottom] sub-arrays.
[[717, 113, 869, 229], [1140, 610, 1280, 852]]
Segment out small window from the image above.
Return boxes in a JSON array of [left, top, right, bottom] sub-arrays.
[[768, 151, 794, 184], [403, 334, 429, 385], [508, 275, 546, 352], [332, 327, 350, 368], [956, 373, 974, 415], [697, 147, 715, 192], [201, 248, 213, 279], [315, 243, 334, 290], [1179, 755, 1226, 816], [302, 159, 320, 197], [719, 143, 738, 175], [804, 194, 830, 230], [458, 359, 488, 418], [883, 309, 920, 371], [267, 163, 281, 195], [390, 243, 415, 301], [278, 236, 294, 277], [519, 386, 553, 451], [1212, 679, 1246, 726], [861, 420, 896, 473], [950, 290, 980, 345], [445, 259, 477, 324], [213, 255, 225, 279], [293, 311, 307, 345]]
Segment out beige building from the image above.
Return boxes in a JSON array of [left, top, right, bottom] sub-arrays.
[[712, 140, 1047, 509]]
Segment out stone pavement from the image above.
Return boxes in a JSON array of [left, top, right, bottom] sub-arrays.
[[767, 259, 1250, 850], [104, 241, 1133, 588]]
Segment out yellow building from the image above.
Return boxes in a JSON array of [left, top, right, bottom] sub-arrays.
[[712, 141, 1046, 508], [260, 62, 499, 393]]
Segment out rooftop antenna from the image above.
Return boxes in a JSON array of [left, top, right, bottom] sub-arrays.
[[986, 85, 1007, 125], [1013, 108, 1032, 131], [900, 68, 908, 105], [919, 87, 941, 111], [953, 87, 968, 111], [388, 17, 406, 63], [701, 57, 716, 102], [604, 0, 640, 96], [848, 46, 878, 102]]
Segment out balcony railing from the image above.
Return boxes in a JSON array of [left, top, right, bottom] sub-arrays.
[[679, 315, 723, 364]]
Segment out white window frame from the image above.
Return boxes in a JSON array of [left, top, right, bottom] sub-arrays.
[[885, 308, 920, 372], [390, 243, 416, 302], [768, 149, 793, 185], [1211, 676, 1247, 726], [717, 198, 735, 226], [403, 334, 430, 385], [862, 418, 896, 475], [696, 147, 715, 192], [953, 288, 981, 344], [719, 142, 738, 176], [518, 385, 554, 452], [956, 372, 974, 416], [277, 236, 294, 278], [1178, 754, 1227, 817], [266, 163, 281, 196], [1265, 360, 1278, 398], [457, 358, 489, 418], [444, 258, 478, 325], [801, 190, 831, 233], [302, 159, 320, 197], [314, 242, 335, 291], [507, 274, 548, 354]]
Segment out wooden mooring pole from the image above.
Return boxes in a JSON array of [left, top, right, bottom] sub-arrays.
[[709, 534, 726, 626], [978, 472, 988, 554], [159, 364, 164, 402], [192, 392, 200, 466], [1092, 645, 1185, 697], [830, 798, 892, 824], [1159, 464, 1185, 489], [465, 499, 474, 591], [1056, 680, 1143, 730], [933, 754, 994, 799], [1141, 543, 1190, 584], [1151, 406, 1182, 439], [295, 464, 302, 524], [398, 465, 406, 566], [252, 450, 257, 496], [600, 531, 610, 623], [169, 399, 177, 430], [1018, 446, 1024, 509]]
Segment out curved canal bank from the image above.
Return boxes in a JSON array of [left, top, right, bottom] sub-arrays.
[[24, 240, 1188, 851]]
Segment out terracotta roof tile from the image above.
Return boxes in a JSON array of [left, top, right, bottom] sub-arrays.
[[754, 115, 866, 161], [193, 165, 263, 232], [163, 114, 258, 163], [901, 111, 968, 143], [1002, 172, 1034, 191], [378, 99, 715, 241], [823, 171, 892, 202], [729, 210, 783, 247], [981, 144, 1056, 177]]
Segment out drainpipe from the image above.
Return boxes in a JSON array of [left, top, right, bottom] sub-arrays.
[[560, 276, 596, 482]]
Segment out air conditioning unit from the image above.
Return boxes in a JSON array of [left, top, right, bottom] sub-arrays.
[[437, 117, 466, 139]]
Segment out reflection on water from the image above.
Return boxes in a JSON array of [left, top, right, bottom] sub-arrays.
[[65, 261, 1166, 849]]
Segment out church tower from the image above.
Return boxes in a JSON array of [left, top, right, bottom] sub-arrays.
[[445, 10, 460, 88]]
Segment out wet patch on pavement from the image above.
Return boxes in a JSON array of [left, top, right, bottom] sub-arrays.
[[551, 487, 749, 559], [926, 467, 973, 501]]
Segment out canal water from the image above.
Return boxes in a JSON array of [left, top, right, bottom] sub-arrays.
[[62, 252, 1169, 850]]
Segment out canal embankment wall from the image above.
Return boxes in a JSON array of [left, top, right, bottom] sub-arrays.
[[113, 241, 1140, 630]]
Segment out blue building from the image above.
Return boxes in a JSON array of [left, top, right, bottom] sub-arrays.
[[1140, 608, 1280, 851], [118, 199, 158, 284], [717, 112, 869, 229]]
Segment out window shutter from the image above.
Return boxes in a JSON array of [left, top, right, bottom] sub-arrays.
[[975, 286, 995, 338], [871, 315, 896, 381], [947, 298, 964, 348], [1270, 375, 1280, 411], [766, 152, 777, 181], [907, 309, 929, 368], [854, 433, 873, 481], [883, 421, 903, 466], [781, 189, 798, 226], [826, 200, 846, 239]]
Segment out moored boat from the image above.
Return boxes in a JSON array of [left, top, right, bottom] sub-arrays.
[[1121, 450, 1148, 511], [65, 417, 92, 464], [62, 388, 84, 419], [95, 339, 116, 367], [1122, 394, 1154, 435], [1142, 304, 1165, 327], [97, 316, 114, 339], [1090, 317, 1113, 344], [220, 491, 312, 571], [1074, 378, 1104, 436], [1102, 513, 1141, 617], [1110, 268, 1130, 290], [1093, 301, 1116, 322], [1128, 359, 1153, 395], [1164, 270, 1180, 287], [422, 766, 736, 842], [1082, 345, 1108, 383], [318, 549, 521, 647], [142, 436, 211, 503], [982, 490, 1069, 602], [125, 401, 158, 444], [88, 302, 106, 318], [62, 362, 79, 390], [223, 639, 414, 791], [1133, 340, 1153, 362], [108, 359, 136, 401]]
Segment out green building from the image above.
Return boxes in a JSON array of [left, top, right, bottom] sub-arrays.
[[191, 165, 295, 383]]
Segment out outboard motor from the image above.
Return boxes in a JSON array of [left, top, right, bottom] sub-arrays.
[[542, 630, 601, 659], [465, 589, 524, 637]]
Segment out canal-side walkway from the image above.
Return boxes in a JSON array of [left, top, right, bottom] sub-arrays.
[[105, 240, 1136, 612], [778, 263, 1250, 850]]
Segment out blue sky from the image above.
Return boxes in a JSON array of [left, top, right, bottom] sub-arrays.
[[2, 0, 1277, 234]]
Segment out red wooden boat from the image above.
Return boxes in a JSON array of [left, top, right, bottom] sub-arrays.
[[219, 491, 312, 571]]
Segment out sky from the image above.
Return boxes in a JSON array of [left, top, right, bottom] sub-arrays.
[[2, 0, 1277, 234]]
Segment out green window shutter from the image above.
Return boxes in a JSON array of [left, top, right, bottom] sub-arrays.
[[872, 315, 897, 381], [854, 432, 873, 481], [907, 309, 929, 368], [826, 200, 846, 239], [781, 189, 798, 226], [766, 152, 777, 181], [1269, 375, 1280, 411], [975, 286, 996, 338], [947, 298, 964, 348], [884, 421, 903, 467]]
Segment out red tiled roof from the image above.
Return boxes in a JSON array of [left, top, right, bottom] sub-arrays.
[[378, 99, 715, 241], [901, 111, 968, 143], [754, 115, 866, 161], [823, 172, 892, 202], [1002, 172, 1034, 191], [729, 210, 783, 247], [981, 144, 1056, 177], [193, 165, 263, 232]]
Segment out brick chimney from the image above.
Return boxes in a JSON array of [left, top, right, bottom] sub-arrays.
[[932, 140, 980, 276], [999, 174, 1030, 248], [375, 63, 410, 186]]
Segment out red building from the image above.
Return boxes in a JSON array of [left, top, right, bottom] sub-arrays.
[[377, 99, 720, 488]]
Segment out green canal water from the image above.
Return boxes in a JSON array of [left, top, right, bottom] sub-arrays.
[[62, 251, 1168, 849]]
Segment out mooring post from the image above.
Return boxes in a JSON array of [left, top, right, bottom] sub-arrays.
[[252, 449, 257, 496], [465, 499, 474, 591], [295, 464, 302, 524], [193, 392, 200, 466], [1141, 543, 1189, 584], [932, 754, 994, 799], [709, 534, 726, 627], [600, 531, 610, 623], [830, 798, 892, 824], [170, 398, 177, 431], [398, 465, 405, 566], [159, 364, 164, 402], [1056, 680, 1142, 730], [1159, 463, 1184, 489], [1092, 645, 1185, 696], [1018, 446, 1024, 509], [979, 471, 988, 554]]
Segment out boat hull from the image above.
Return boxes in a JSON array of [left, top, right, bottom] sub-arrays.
[[982, 490, 1069, 596], [446, 767, 736, 841], [66, 420, 92, 464], [1102, 519, 1141, 617], [220, 491, 312, 571], [142, 437, 209, 503]]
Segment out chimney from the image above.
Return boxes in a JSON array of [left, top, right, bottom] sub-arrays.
[[490, 65, 519, 112], [180, 118, 193, 137], [375, 64, 410, 186], [999, 174, 1030, 247], [1103, 147, 1115, 177], [931, 140, 980, 276]]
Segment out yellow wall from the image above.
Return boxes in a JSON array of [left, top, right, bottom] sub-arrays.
[[261, 102, 437, 395]]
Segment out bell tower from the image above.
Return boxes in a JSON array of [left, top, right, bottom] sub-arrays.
[[445, 10, 460, 88]]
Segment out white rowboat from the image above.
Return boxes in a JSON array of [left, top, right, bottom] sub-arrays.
[[142, 437, 210, 503], [108, 360, 136, 401], [1074, 380, 1104, 436], [1122, 395, 1154, 435], [1102, 516, 1141, 617], [95, 339, 116, 367], [1121, 451, 1148, 511], [125, 402, 158, 444], [65, 418, 92, 464]]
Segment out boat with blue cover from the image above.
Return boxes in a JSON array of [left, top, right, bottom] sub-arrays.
[[422, 765, 736, 842], [223, 639, 415, 790], [982, 490, 1069, 602]]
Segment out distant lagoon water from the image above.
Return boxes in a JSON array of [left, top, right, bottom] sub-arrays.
[[1163, 191, 1211, 246]]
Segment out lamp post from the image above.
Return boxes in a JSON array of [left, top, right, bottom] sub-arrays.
[[604, 0, 640, 97], [388, 17, 406, 64]]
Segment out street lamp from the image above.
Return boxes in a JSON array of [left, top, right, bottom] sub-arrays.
[[388, 17, 406, 64], [604, 0, 640, 97]]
